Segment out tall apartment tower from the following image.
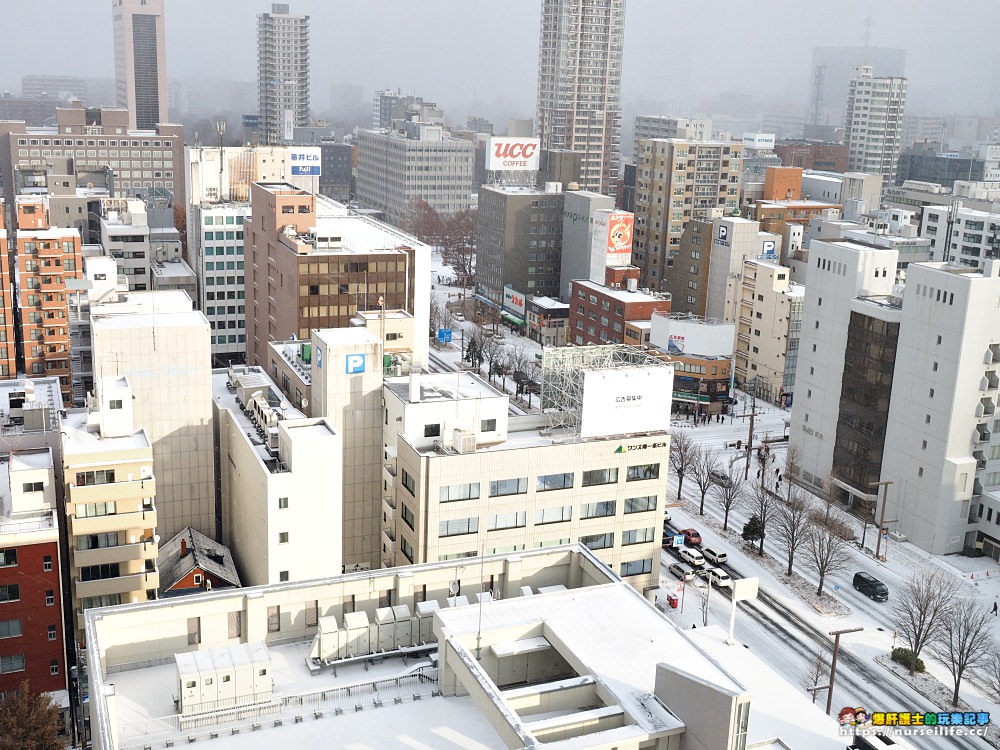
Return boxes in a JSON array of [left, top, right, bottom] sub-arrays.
[[257, 4, 310, 145], [632, 139, 743, 293], [535, 0, 625, 195], [112, 0, 169, 131], [845, 65, 907, 187]]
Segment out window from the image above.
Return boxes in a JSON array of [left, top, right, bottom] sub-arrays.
[[21, 482, 43, 493], [401, 504, 415, 530], [76, 501, 116, 518], [0, 550, 16, 567], [581, 501, 616, 519], [228, 611, 242, 639], [401, 537, 414, 563], [81, 563, 120, 581], [187, 617, 201, 645], [580, 533, 614, 550], [439, 517, 479, 537], [278, 532, 289, 544], [489, 511, 526, 531], [305, 600, 319, 627], [193, 574, 203, 585], [625, 495, 657, 514], [279, 571, 289, 582], [627, 463, 660, 481], [0, 619, 22, 639], [439, 482, 480, 502], [50, 660, 59, 676], [278, 497, 288, 509], [47, 625, 56, 641], [621, 558, 654, 576], [43, 555, 52, 572], [537, 472, 574, 492], [401, 469, 416, 496], [582, 468, 619, 487], [481, 419, 497, 432], [623, 527, 655, 545], [423, 423, 441, 438], [75, 469, 115, 486], [45, 590, 54, 606], [0, 585, 20, 603], [489, 478, 528, 497], [0, 655, 24, 674], [267, 605, 280, 632], [109, 399, 123, 410], [78, 532, 117, 551], [535, 506, 572, 525]]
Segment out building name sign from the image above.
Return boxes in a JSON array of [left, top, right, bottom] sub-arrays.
[[614, 441, 669, 453], [289, 148, 322, 176], [487, 137, 540, 171]]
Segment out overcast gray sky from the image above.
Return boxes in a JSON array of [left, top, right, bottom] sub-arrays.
[[1, 0, 996, 119]]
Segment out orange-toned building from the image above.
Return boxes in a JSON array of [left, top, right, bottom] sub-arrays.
[[13, 196, 83, 403], [0, 203, 13, 379], [762, 166, 803, 201]]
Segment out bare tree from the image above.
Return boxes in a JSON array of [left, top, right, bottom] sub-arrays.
[[712, 471, 745, 531], [772, 485, 812, 576], [801, 651, 828, 704], [480, 335, 503, 384], [930, 598, 993, 706], [669, 429, 698, 503], [978, 648, 1000, 704], [690, 446, 721, 516], [891, 569, 956, 676], [524, 359, 541, 409], [507, 345, 531, 400], [441, 208, 476, 288], [746, 477, 779, 556], [803, 500, 853, 597], [464, 324, 488, 370], [407, 199, 446, 247]]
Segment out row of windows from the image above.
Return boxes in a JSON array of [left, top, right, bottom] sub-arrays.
[[1, 585, 57, 606]]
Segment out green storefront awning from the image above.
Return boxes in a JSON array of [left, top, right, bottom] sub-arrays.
[[501, 312, 525, 325]]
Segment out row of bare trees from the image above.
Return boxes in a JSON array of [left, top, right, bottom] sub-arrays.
[[892, 570, 998, 706], [462, 325, 541, 406], [670, 432, 855, 597], [408, 199, 476, 286]]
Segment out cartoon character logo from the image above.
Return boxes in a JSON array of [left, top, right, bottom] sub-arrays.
[[608, 215, 633, 253], [854, 707, 869, 726], [838, 707, 857, 726]]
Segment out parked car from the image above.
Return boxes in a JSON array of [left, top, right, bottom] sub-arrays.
[[853, 572, 889, 602], [680, 528, 702, 546], [668, 562, 696, 581], [702, 547, 728, 565], [704, 567, 732, 588], [710, 470, 733, 488], [453, 312, 465, 322], [678, 547, 706, 568]]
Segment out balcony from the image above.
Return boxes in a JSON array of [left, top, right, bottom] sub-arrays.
[[71, 507, 157, 537], [980, 397, 996, 418], [72, 539, 157, 568], [975, 426, 992, 444], [68, 476, 155, 504], [982, 371, 999, 391], [74, 569, 159, 600], [382, 496, 396, 523]]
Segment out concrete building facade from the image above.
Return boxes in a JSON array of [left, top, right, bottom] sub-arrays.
[[844, 65, 907, 186], [632, 139, 743, 293], [559, 190, 616, 301], [536, 0, 624, 194]]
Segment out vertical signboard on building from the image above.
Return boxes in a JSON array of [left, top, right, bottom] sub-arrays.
[[592, 210, 634, 268], [283, 110, 294, 142]]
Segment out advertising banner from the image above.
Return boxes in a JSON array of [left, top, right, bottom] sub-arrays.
[[487, 137, 540, 171], [290, 148, 322, 176], [580, 367, 674, 439], [503, 286, 526, 317]]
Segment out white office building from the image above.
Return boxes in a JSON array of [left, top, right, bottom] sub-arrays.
[[920, 202, 1000, 268], [213, 366, 342, 587], [257, 3, 310, 145], [631, 115, 711, 158]]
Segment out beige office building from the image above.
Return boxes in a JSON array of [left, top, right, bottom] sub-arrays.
[[633, 139, 743, 293], [112, 0, 169, 131], [62, 376, 158, 640]]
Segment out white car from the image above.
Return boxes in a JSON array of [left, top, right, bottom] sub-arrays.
[[704, 567, 732, 588], [668, 562, 696, 581], [678, 547, 705, 568], [702, 547, 728, 565]]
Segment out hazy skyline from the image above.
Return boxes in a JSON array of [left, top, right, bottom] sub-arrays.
[[1, 0, 997, 121]]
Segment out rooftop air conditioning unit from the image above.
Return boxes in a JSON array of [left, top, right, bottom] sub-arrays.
[[452, 429, 476, 454]]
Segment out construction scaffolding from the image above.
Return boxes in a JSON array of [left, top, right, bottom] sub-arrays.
[[540, 344, 669, 435]]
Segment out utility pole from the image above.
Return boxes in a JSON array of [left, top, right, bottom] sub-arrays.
[[826, 627, 863, 715], [744, 378, 758, 481], [869, 480, 897, 561]]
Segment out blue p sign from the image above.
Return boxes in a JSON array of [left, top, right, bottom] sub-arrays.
[[346, 354, 366, 374], [718, 224, 728, 242], [762, 240, 776, 255]]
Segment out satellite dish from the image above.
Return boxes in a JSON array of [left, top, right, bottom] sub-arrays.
[[448, 581, 460, 596], [279, 400, 289, 411], [301, 398, 309, 409]]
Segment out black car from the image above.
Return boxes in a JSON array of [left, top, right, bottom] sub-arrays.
[[853, 571, 889, 602]]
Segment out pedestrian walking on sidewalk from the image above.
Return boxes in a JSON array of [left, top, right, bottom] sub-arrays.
[[993, 601, 998, 616]]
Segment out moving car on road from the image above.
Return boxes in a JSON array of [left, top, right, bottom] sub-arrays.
[[668, 562, 696, 581], [853, 571, 889, 602], [702, 547, 728, 565], [680, 528, 702, 546]]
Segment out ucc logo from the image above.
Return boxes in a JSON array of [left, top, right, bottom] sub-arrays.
[[493, 142, 538, 160]]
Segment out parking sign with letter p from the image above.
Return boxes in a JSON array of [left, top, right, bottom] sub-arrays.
[[346, 354, 366, 374]]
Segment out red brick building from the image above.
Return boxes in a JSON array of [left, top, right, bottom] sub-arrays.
[[0, 504, 65, 692], [774, 140, 849, 173], [569, 275, 671, 346]]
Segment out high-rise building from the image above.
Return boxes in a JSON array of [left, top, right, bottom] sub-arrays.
[[632, 115, 712, 158], [257, 4, 310, 145], [112, 0, 168, 131], [810, 46, 905, 126], [632, 139, 743, 293], [844, 65, 907, 186], [535, 0, 625, 194]]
